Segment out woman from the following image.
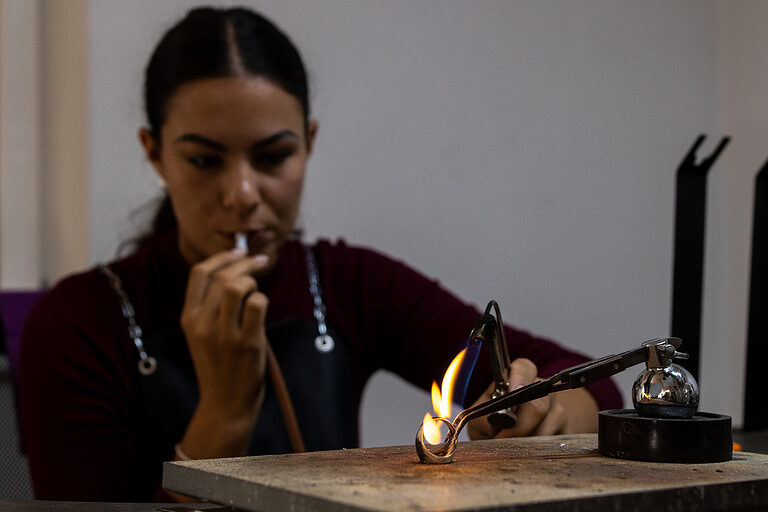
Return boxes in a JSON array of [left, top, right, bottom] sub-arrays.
[[19, 6, 621, 502]]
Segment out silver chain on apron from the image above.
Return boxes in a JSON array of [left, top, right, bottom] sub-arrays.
[[99, 264, 158, 376], [99, 243, 334, 376], [303, 245, 335, 353]]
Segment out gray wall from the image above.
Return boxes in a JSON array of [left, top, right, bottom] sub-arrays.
[[87, 1, 765, 448]]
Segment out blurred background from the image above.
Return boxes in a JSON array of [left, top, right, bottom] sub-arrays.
[[1, 0, 766, 498]]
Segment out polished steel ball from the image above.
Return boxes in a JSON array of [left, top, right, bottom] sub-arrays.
[[632, 363, 699, 419]]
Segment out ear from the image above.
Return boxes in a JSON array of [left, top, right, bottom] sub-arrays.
[[305, 119, 318, 155], [138, 127, 165, 178]]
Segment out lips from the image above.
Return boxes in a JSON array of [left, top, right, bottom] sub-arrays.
[[220, 229, 270, 246]]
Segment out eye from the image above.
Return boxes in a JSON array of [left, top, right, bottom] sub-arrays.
[[186, 154, 222, 171], [252, 150, 292, 169]]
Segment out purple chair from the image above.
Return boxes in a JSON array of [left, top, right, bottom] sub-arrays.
[[0, 289, 46, 403]]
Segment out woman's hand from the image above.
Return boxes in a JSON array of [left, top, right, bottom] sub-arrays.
[[466, 358, 599, 440], [176, 248, 271, 460]]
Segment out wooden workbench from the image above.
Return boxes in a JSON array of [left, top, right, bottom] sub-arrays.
[[163, 434, 768, 511]]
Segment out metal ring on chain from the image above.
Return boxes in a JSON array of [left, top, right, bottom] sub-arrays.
[[314, 334, 335, 353], [138, 357, 158, 376]]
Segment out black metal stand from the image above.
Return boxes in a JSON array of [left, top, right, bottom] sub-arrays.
[[743, 157, 768, 430], [598, 409, 732, 463], [670, 135, 729, 382]]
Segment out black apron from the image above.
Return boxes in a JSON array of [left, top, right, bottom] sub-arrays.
[[134, 318, 358, 487]]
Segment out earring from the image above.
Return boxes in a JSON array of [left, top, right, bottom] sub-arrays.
[[157, 177, 167, 190]]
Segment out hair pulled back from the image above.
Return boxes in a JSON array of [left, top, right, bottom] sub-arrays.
[[134, 7, 310, 249], [145, 6, 309, 140]]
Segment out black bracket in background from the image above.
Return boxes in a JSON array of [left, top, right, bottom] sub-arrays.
[[743, 157, 768, 430], [670, 135, 730, 382]]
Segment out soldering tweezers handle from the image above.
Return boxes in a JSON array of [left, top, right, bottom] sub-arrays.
[[550, 345, 648, 391], [452, 345, 649, 429], [453, 379, 551, 427]]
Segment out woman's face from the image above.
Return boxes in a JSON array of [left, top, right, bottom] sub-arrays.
[[140, 76, 316, 270]]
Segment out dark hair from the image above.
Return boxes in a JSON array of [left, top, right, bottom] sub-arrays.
[[131, 6, 310, 250]]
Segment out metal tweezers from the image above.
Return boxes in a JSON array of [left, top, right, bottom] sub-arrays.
[[416, 337, 681, 463]]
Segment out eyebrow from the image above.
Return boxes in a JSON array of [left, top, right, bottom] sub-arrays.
[[173, 130, 299, 152], [174, 133, 226, 151]]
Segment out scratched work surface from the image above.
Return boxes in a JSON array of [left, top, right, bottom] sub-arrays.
[[163, 434, 768, 512]]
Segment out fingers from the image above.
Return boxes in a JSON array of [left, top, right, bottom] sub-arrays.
[[508, 358, 538, 391], [217, 273, 258, 336], [241, 292, 269, 346], [491, 358, 549, 436], [467, 358, 539, 440], [468, 358, 571, 439], [190, 253, 268, 310], [185, 247, 248, 308], [494, 393, 554, 437], [467, 382, 499, 440], [182, 251, 270, 337], [499, 392, 568, 437], [532, 399, 567, 436], [201, 254, 269, 311]]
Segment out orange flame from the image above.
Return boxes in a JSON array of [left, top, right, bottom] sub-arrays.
[[421, 348, 467, 445]]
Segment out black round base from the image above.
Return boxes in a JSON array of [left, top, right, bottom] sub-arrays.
[[598, 409, 732, 463]]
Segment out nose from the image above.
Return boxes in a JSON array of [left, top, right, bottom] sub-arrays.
[[221, 160, 261, 215]]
